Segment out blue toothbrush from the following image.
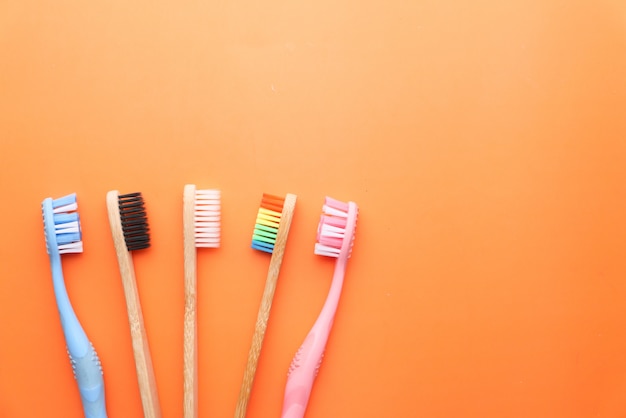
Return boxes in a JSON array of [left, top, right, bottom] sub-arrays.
[[42, 193, 107, 418]]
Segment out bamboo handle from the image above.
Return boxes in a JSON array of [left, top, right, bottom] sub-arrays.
[[106, 190, 162, 418], [234, 193, 297, 418], [183, 184, 198, 418]]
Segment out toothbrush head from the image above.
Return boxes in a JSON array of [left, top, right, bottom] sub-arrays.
[[193, 188, 221, 248], [251, 193, 287, 254], [42, 193, 83, 256], [118, 192, 150, 251], [314, 197, 358, 259]]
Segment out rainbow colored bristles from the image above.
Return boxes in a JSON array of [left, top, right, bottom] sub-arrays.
[[251, 194, 286, 253]]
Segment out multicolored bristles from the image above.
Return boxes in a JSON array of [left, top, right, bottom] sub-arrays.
[[251, 194, 286, 254]]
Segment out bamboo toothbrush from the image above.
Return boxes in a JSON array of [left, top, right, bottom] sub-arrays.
[[42, 193, 108, 418], [234, 193, 297, 418], [281, 197, 358, 418], [183, 185, 221, 418], [106, 191, 162, 418]]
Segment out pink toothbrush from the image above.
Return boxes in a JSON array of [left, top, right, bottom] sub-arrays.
[[281, 197, 358, 418]]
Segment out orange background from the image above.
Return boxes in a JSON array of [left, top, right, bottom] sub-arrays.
[[1, 0, 626, 417]]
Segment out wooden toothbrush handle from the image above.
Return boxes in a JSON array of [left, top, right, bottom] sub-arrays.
[[183, 184, 198, 418], [107, 190, 162, 418], [234, 194, 297, 418]]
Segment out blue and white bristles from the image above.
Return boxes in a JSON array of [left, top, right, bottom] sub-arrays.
[[43, 193, 83, 255]]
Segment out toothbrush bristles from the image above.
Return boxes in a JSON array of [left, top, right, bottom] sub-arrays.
[[53, 202, 78, 213], [118, 192, 150, 251], [43, 193, 83, 255], [194, 189, 221, 248], [251, 194, 285, 254], [314, 197, 357, 258]]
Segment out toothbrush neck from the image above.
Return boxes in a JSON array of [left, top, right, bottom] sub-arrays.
[[49, 252, 88, 357], [318, 255, 348, 323], [50, 253, 72, 314]]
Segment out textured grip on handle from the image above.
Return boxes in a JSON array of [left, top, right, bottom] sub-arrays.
[[281, 255, 348, 418], [69, 342, 107, 418], [282, 326, 330, 418], [50, 252, 108, 418]]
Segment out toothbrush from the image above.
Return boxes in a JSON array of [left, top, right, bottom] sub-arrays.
[[183, 185, 221, 418], [281, 197, 358, 418], [42, 193, 107, 418], [234, 193, 297, 418], [106, 191, 162, 418]]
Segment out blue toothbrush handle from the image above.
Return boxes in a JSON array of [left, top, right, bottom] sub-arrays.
[[51, 258, 107, 418], [68, 343, 107, 418]]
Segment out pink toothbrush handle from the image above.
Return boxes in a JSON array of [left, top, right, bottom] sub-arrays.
[[282, 328, 330, 418], [282, 259, 347, 418]]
